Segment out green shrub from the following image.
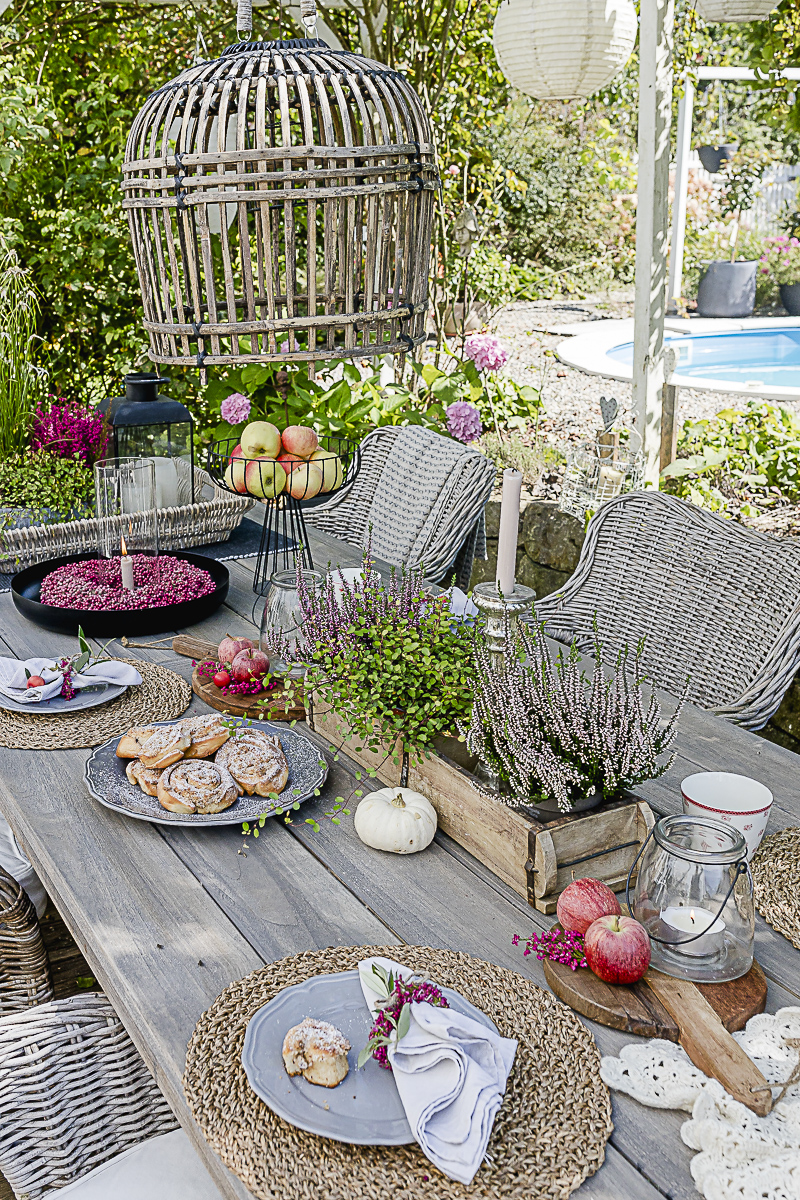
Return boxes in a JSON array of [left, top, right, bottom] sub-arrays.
[[0, 450, 94, 515]]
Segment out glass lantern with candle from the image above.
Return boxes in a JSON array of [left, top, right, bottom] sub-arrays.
[[94, 458, 159, 573], [628, 814, 754, 983], [98, 373, 195, 508]]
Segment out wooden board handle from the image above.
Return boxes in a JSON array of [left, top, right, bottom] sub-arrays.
[[172, 635, 219, 661], [644, 968, 772, 1115]]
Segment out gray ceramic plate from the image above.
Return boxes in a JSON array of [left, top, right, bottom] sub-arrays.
[[0, 681, 127, 715], [84, 718, 328, 827], [241, 969, 498, 1145]]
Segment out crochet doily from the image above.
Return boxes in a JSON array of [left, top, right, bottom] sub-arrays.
[[600, 1007, 800, 1200]]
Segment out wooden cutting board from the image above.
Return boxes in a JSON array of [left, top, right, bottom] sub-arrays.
[[543, 943, 771, 1114], [173, 635, 306, 722]]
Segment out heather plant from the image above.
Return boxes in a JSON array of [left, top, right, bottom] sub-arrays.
[[462, 621, 684, 812], [287, 555, 475, 773], [31, 397, 109, 465]]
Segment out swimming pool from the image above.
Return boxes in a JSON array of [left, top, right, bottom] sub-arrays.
[[556, 317, 800, 400], [607, 328, 800, 391]]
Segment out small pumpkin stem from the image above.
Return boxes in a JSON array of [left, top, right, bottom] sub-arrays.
[[400, 747, 409, 787], [391, 792, 406, 808]]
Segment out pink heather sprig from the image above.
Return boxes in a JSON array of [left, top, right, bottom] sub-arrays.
[[40, 556, 215, 611], [220, 392, 252, 425], [446, 400, 482, 443], [463, 332, 509, 373], [512, 928, 588, 971], [364, 976, 449, 1070], [31, 397, 109, 465], [195, 658, 279, 697]]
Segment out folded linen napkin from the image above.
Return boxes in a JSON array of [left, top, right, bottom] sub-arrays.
[[0, 657, 142, 704], [358, 955, 517, 1185]]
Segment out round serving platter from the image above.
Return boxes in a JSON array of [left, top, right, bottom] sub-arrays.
[[0, 681, 128, 715], [84, 718, 327, 827], [241, 970, 498, 1145], [11, 551, 229, 637]]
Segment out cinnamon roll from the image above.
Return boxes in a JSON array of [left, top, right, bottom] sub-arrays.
[[156, 758, 239, 815], [125, 759, 163, 797], [181, 714, 231, 759], [138, 724, 191, 770], [215, 731, 289, 797]]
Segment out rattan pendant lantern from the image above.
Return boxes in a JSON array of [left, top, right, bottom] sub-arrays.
[[122, 0, 439, 373]]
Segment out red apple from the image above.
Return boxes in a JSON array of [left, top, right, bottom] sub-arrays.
[[218, 636, 253, 665], [26, 675, 46, 688], [556, 878, 622, 935], [231, 648, 270, 682], [281, 425, 318, 458], [277, 451, 307, 471], [224, 453, 248, 494], [284, 461, 323, 500], [584, 914, 651, 985], [213, 670, 231, 689]]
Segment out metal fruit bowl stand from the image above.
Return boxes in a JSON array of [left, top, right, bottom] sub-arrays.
[[207, 436, 361, 594]]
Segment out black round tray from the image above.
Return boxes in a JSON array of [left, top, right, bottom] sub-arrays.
[[11, 551, 229, 638]]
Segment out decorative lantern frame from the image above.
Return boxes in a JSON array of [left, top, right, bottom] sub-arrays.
[[98, 373, 196, 507], [122, 34, 439, 372]]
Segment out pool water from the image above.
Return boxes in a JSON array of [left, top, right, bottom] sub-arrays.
[[607, 328, 800, 390]]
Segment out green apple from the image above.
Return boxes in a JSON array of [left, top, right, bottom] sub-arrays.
[[244, 456, 286, 499], [240, 420, 281, 458], [310, 447, 344, 493]]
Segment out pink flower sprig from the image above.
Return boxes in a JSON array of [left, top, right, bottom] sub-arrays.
[[361, 974, 449, 1071], [195, 658, 280, 697], [512, 928, 588, 971], [463, 332, 509, 373], [31, 398, 109, 465]]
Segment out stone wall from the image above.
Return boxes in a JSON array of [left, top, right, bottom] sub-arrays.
[[469, 498, 586, 598]]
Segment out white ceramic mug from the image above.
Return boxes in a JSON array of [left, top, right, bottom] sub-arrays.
[[681, 772, 773, 859]]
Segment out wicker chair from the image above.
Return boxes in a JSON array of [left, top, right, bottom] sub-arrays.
[[0, 864, 52, 1015], [535, 490, 800, 730], [0, 994, 221, 1199], [304, 425, 495, 587]]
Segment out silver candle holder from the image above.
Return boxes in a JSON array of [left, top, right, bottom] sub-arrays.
[[472, 581, 536, 672]]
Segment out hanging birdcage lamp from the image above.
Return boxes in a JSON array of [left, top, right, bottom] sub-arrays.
[[122, 0, 439, 374], [492, 0, 637, 101]]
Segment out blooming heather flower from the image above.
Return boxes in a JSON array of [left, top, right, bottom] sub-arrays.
[[463, 332, 509, 372], [31, 398, 109, 465], [220, 392, 252, 425], [446, 400, 482, 443]]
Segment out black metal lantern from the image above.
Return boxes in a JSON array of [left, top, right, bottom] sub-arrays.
[[98, 372, 195, 506]]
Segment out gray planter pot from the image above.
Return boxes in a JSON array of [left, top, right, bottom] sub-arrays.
[[780, 283, 800, 316], [530, 792, 603, 819], [696, 260, 757, 318]]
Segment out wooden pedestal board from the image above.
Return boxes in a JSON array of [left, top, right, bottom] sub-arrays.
[[544, 949, 771, 1114], [173, 635, 305, 722]]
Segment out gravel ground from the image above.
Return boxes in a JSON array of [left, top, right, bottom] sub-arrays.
[[492, 291, 765, 449]]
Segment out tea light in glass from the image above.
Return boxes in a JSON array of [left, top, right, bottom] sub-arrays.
[[94, 457, 159, 560], [630, 813, 753, 983], [260, 569, 325, 679]]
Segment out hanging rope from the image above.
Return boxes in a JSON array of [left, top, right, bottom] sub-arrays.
[[237, 0, 253, 39]]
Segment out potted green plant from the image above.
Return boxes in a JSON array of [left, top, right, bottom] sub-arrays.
[[759, 236, 800, 316], [461, 620, 684, 816]]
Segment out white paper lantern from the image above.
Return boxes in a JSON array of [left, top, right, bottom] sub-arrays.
[[695, 0, 777, 21], [493, 0, 637, 101]]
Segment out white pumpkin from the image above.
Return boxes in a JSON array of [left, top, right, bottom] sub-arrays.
[[354, 787, 437, 854]]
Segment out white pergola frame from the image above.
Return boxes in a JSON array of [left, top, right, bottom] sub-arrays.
[[668, 64, 800, 308]]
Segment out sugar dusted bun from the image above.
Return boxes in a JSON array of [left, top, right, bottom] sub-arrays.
[[157, 758, 238, 815], [116, 725, 160, 759], [282, 1018, 350, 1088], [125, 760, 163, 796], [138, 724, 191, 770], [181, 714, 231, 759], [216, 730, 289, 797]]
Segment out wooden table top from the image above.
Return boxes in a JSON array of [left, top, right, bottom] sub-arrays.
[[0, 515, 798, 1200]]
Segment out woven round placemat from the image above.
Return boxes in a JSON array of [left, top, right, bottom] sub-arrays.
[[0, 659, 192, 750], [184, 945, 613, 1200], [752, 827, 800, 950]]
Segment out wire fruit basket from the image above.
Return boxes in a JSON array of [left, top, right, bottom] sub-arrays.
[[207, 436, 361, 594]]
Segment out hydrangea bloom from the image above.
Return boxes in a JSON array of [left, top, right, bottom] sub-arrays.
[[463, 332, 509, 372], [220, 392, 252, 424], [446, 400, 482, 443], [31, 398, 109, 464]]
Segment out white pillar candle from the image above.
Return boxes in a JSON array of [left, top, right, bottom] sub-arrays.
[[120, 537, 135, 591], [660, 905, 725, 957], [150, 457, 179, 509], [496, 468, 522, 597]]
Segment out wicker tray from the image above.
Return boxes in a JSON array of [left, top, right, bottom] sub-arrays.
[[0, 467, 253, 571]]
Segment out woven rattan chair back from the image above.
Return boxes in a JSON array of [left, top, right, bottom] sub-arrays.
[[0, 993, 178, 1198], [535, 490, 800, 730], [0, 865, 52, 1016], [304, 425, 495, 585], [122, 35, 438, 371]]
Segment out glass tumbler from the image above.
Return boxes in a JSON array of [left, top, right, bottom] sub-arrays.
[[94, 457, 159, 559], [629, 813, 754, 983], [260, 569, 325, 679]]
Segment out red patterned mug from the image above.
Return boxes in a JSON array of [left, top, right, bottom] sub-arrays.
[[681, 772, 773, 860]]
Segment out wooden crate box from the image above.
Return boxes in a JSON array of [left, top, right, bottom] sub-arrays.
[[307, 698, 655, 913]]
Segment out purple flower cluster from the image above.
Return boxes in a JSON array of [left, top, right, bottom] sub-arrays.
[[40, 556, 216, 611], [512, 928, 587, 971], [463, 332, 509, 373], [220, 392, 252, 425], [31, 398, 109, 465], [368, 977, 449, 1070], [446, 400, 482, 443]]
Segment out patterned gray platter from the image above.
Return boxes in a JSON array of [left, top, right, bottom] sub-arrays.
[[0, 681, 127, 715], [84, 719, 328, 827]]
